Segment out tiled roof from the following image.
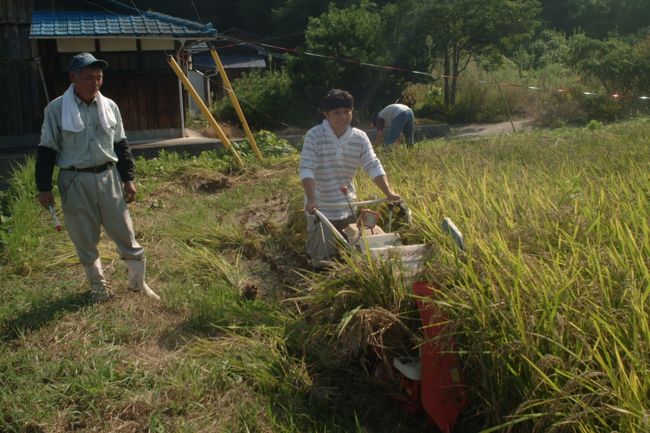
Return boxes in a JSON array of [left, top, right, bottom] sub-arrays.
[[30, 10, 216, 39]]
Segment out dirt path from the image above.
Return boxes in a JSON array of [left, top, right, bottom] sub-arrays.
[[450, 117, 535, 138]]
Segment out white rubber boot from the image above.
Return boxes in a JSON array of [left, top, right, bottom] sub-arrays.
[[123, 258, 161, 301], [84, 258, 110, 302]]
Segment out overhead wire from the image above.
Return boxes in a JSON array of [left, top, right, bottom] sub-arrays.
[[218, 35, 650, 101], [215, 31, 306, 50], [188, 0, 203, 24], [80, 0, 121, 15], [128, 0, 143, 15], [78, 1, 650, 109], [217, 34, 437, 79]]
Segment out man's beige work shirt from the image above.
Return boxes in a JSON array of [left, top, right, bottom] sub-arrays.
[[39, 92, 126, 169]]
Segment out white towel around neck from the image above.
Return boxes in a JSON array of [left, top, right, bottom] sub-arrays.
[[61, 84, 116, 133]]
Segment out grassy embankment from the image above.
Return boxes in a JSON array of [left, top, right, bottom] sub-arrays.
[[1, 119, 649, 432]]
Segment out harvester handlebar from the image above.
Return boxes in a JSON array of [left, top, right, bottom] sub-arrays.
[[316, 198, 392, 209]]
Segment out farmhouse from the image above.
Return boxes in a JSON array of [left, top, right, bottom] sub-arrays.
[[0, 0, 221, 150]]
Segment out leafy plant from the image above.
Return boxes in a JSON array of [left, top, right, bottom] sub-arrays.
[[212, 68, 305, 130], [236, 130, 297, 157]]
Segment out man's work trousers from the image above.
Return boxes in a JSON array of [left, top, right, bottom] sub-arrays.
[[305, 213, 355, 264], [58, 166, 144, 267], [384, 109, 415, 147]]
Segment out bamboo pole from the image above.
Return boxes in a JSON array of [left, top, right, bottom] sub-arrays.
[[166, 55, 244, 167], [210, 47, 262, 160], [496, 81, 516, 133]]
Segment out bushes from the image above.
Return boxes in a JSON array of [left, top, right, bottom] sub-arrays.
[[408, 61, 539, 123], [419, 55, 649, 127], [212, 69, 309, 130], [537, 89, 650, 128]]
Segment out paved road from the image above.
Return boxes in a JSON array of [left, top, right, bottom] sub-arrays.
[[450, 118, 534, 138]]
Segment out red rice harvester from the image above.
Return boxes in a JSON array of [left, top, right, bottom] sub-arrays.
[[393, 280, 468, 432], [314, 198, 468, 432]]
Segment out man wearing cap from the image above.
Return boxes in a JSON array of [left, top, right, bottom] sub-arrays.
[[35, 52, 159, 302]]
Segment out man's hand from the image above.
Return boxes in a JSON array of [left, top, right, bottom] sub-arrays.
[[305, 199, 318, 214], [302, 178, 317, 214], [385, 191, 401, 202], [123, 181, 136, 203], [372, 175, 400, 203], [38, 191, 55, 209]]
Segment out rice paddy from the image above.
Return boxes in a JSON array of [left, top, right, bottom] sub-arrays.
[[1, 119, 649, 432]]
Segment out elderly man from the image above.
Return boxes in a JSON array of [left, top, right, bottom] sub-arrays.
[[35, 52, 159, 302]]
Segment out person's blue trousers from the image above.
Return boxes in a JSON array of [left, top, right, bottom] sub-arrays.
[[384, 109, 414, 147]]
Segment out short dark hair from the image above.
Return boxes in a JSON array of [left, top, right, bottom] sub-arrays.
[[370, 112, 379, 127], [320, 89, 354, 112]]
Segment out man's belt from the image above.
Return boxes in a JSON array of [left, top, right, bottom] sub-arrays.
[[61, 162, 114, 173]]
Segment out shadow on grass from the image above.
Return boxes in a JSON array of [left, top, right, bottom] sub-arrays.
[[0, 291, 92, 342], [157, 321, 201, 350]]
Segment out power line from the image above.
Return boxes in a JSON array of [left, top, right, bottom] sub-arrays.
[[128, 0, 143, 15], [80, 0, 120, 15], [188, 0, 202, 24], [217, 34, 437, 79], [214, 31, 306, 50]]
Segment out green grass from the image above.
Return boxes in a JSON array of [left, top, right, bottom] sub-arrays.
[[1, 119, 649, 432]]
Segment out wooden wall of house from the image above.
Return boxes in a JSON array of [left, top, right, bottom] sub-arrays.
[[36, 40, 181, 133], [0, 0, 45, 137], [103, 73, 181, 131]]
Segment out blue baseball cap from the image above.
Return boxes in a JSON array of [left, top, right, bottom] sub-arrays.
[[69, 52, 108, 71]]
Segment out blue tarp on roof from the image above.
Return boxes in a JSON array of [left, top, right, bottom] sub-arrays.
[[30, 10, 216, 38]]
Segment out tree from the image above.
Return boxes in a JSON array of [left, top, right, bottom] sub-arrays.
[[512, 28, 570, 73], [539, 0, 650, 39], [567, 33, 648, 95], [236, 0, 284, 36], [633, 35, 650, 94], [409, 0, 541, 107], [269, 0, 345, 46], [286, 1, 389, 113]]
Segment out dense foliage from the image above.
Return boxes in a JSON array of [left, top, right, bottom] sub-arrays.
[[191, 0, 650, 128], [211, 68, 303, 129]]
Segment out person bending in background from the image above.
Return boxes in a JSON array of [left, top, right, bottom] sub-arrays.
[[299, 89, 401, 268], [371, 103, 415, 148], [35, 52, 159, 303]]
